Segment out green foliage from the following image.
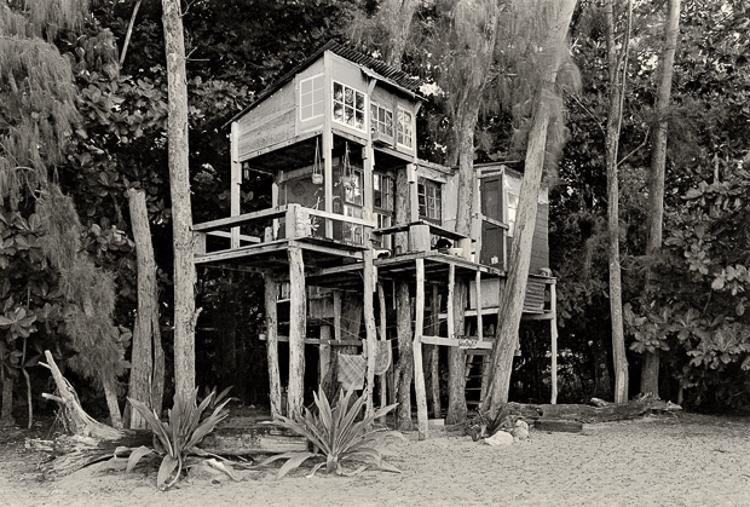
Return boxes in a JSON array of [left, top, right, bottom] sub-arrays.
[[127, 387, 234, 490], [259, 389, 403, 478]]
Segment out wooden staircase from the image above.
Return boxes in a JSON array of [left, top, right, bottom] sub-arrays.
[[464, 349, 490, 407]]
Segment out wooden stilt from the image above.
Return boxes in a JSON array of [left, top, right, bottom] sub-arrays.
[[429, 284, 441, 419], [264, 274, 282, 418], [364, 249, 378, 417], [550, 282, 559, 404], [230, 123, 241, 248], [287, 247, 306, 419], [447, 264, 455, 339], [413, 258, 429, 439], [319, 324, 332, 387], [377, 283, 388, 421], [475, 271, 483, 342]]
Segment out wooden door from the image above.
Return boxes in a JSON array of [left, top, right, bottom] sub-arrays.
[[480, 175, 505, 268]]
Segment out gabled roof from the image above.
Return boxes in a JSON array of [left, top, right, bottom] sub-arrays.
[[223, 40, 425, 128]]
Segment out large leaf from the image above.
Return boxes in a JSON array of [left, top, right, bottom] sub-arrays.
[[276, 452, 318, 479], [156, 455, 180, 490], [126, 446, 155, 473], [204, 458, 240, 481]]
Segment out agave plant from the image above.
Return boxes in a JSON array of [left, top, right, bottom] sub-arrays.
[[259, 389, 404, 478], [126, 388, 236, 490]]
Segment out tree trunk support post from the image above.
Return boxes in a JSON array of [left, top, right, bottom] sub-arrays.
[[287, 246, 306, 419], [413, 258, 429, 439], [264, 273, 282, 418], [377, 283, 388, 421], [230, 122, 241, 249], [363, 249, 378, 418], [550, 281, 558, 404]]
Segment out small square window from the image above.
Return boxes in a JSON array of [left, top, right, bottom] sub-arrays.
[[333, 81, 366, 131]]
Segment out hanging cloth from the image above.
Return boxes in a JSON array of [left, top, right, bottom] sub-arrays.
[[337, 353, 366, 391], [374, 341, 392, 376]]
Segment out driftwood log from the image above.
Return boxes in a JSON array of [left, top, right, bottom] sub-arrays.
[[29, 351, 305, 478], [500, 396, 681, 424]]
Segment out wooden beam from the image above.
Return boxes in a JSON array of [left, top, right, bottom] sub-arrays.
[[420, 335, 493, 349], [333, 290, 342, 342], [447, 264, 455, 339], [475, 271, 483, 342], [193, 239, 288, 264], [363, 249, 377, 417], [413, 258, 429, 439], [206, 230, 261, 244], [550, 281, 558, 405], [230, 123, 241, 248], [319, 325, 332, 386], [240, 129, 323, 162], [264, 274, 282, 418], [193, 206, 288, 232], [287, 246, 306, 419], [429, 285, 441, 419]]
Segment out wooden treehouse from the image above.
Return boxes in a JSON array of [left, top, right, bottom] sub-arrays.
[[193, 41, 559, 436]]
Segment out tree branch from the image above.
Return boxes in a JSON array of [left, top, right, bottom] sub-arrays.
[[119, 0, 143, 67]]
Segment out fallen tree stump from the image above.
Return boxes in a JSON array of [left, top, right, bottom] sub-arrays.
[[501, 396, 681, 424], [28, 351, 306, 479]]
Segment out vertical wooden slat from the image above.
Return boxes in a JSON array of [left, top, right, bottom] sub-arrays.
[[550, 281, 558, 404], [323, 52, 334, 239], [413, 258, 429, 439], [364, 249, 377, 417], [447, 264, 455, 339], [429, 284, 441, 419], [475, 271, 483, 342], [377, 283, 388, 420], [287, 246, 306, 419], [230, 122, 241, 249], [319, 324, 331, 387], [264, 273, 282, 418]]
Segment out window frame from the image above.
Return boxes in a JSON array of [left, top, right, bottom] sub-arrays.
[[370, 102, 394, 140], [397, 106, 414, 149], [299, 74, 325, 122], [417, 177, 442, 224], [332, 81, 367, 132]]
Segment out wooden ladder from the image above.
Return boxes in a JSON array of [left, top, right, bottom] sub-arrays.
[[464, 349, 490, 407]]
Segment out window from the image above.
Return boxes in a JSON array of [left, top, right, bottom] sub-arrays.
[[342, 204, 364, 244], [417, 177, 442, 223], [373, 212, 392, 249], [506, 191, 519, 236], [373, 173, 394, 212], [343, 168, 363, 206], [370, 102, 394, 139], [397, 107, 414, 148], [299, 74, 325, 121], [333, 81, 366, 130]]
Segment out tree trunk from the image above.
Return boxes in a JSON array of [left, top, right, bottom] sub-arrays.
[[428, 285, 441, 418], [446, 283, 467, 424], [641, 0, 681, 397], [126, 188, 164, 428], [604, 0, 633, 404], [1, 371, 14, 426], [395, 281, 413, 430], [378, 0, 419, 69], [161, 0, 197, 402], [363, 249, 378, 417], [482, 1, 577, 417], [101, 372, 123, 429]]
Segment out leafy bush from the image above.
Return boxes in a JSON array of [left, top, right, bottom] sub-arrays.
[[260, 389, 404, 478], [126, 388, 236, 490]]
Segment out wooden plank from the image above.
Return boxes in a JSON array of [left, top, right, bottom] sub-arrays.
[[420, 335, 493, 349], [230, 122, 241, 248], [194, 239, 289, 264], [413, 258, 429, 439], [264, 274, 282, 418], [319, 325, 332, 385], [240, 129, 322, 162], [287, 246, 306, 419], [476, 271, 483, 342], [306, 208, 377, 228], [550, 281, 558, 405], [363, 249, 377, 417], [206, 230, 261, 244], [193, 206, 288, 232]]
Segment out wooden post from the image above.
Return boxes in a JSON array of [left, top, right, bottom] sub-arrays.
[[323, 51, 334, 239], [429, 284, 441, 419], [377, 283, 388, 420], [475, 271, 483, 342], [230, 122, 241, 249], [264, 274, 282, 418], [285, 203, 299, 240], [319, 324, 332, 387], [413, 258, 429, 439], [407, 164, 419, 223], [447, 264, 455, 339], [364, 249, 378, 417], [550, 281, 558, 404], [287, 247, 306, 419]]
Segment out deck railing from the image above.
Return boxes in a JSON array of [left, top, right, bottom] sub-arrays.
[[192, 203, 377, 254]]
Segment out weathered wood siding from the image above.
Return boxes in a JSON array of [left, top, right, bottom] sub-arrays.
[[235, 80, 296, 161]]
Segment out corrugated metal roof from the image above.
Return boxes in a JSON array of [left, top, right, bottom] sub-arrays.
[[223, 40, 425, 128]]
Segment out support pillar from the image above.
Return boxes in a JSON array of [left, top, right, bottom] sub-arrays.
[[550, 281, 559, 404], [264, 273, 282, 418], [287, 247, 306, 419], [413, 258, 429, 439], [377, 283, 388, 421], [364, 249, 378, 417]]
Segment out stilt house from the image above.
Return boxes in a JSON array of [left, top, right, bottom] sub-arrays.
[[193, 41, 559, 435]]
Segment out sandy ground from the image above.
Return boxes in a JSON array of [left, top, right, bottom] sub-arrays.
[[1, 413, 749, 506]]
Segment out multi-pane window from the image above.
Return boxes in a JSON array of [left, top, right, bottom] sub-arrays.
[[341, 168, 364, 244], [299, 74, 325, 121], [333, 81, 366, 130], [373, 173, 394, 211], [370, 102, 394, 139], [417, 177, 442, 223], [397, 107, 414, 148]]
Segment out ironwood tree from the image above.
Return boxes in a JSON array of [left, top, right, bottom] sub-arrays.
[[482, 0, 578, 415]]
